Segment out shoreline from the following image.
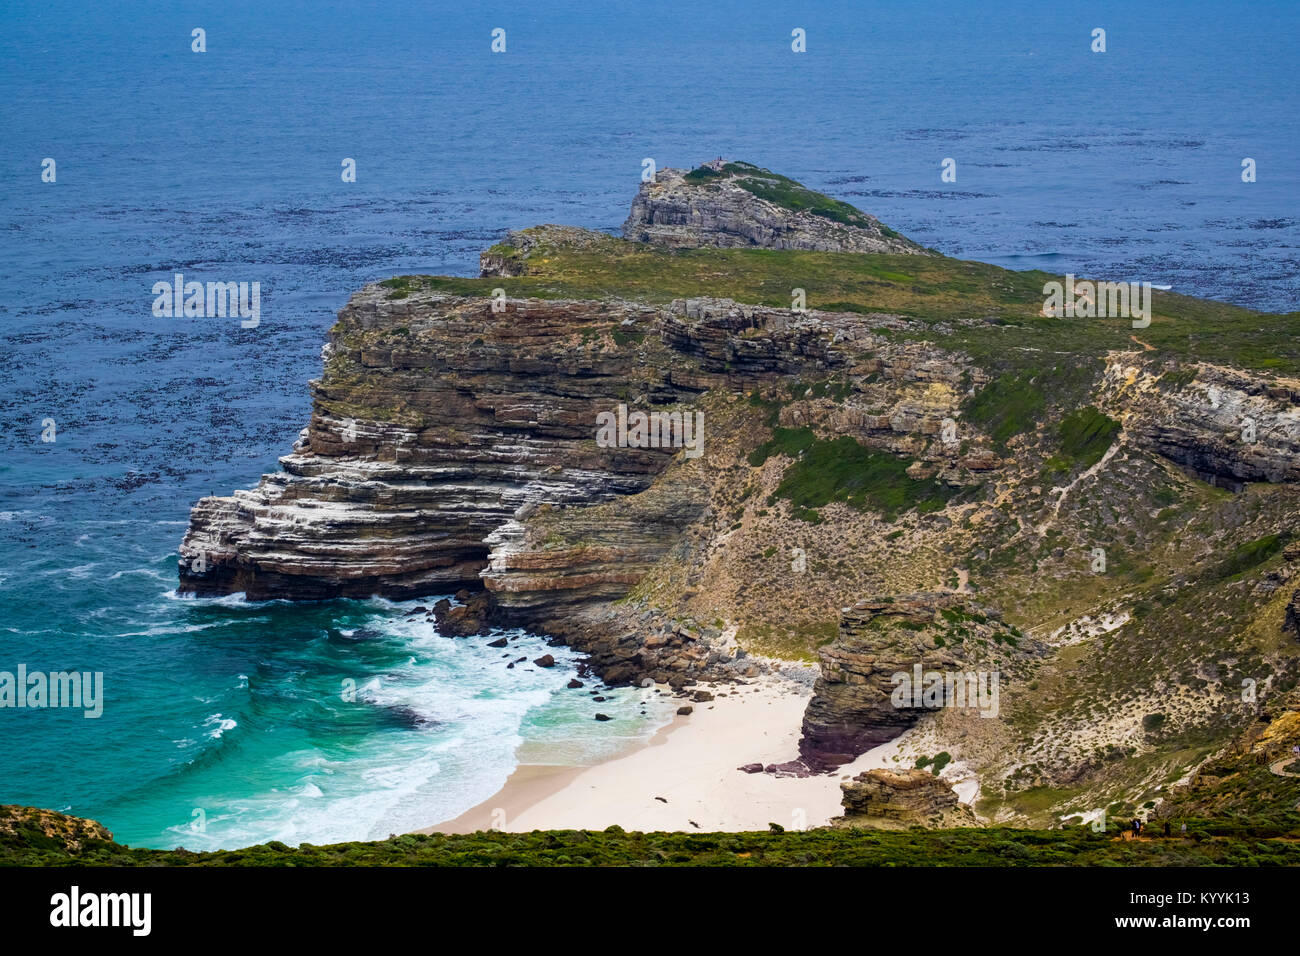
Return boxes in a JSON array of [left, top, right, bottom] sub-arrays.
[[422, 673, 903, 834]]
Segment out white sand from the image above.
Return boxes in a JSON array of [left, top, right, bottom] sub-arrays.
[[425, 675, 908, 834]]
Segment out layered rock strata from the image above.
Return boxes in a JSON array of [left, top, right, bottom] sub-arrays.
[[1097, 357, 1300, 489], [179, 291, 698, 602]]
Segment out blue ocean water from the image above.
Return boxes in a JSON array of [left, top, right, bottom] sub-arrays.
[[0, 0, 1296, 848]]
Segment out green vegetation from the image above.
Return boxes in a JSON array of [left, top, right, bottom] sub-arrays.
[[1212, 533, 1291, 581], [916, 752, 954, 775], [724, 163, 877, 230], [1056, 407, 1120, 468], [1158, 366, 1198, 391], [748, 425, 817, 466], [374, 234, 1300, 377], [7, 819, 1300, 867], [962, 372, 1046, 447], [1044, 406, 1122, 475], [764, 435, 958, 522], [682, 161, 887, 233], [682, 165, 725, 184]]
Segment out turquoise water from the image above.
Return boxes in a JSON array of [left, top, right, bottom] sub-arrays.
[[1, 0, 1297, 848], [0, 537, 671, 848]]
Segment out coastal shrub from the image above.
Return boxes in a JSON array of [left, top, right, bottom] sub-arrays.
[[747, 390, 786, 427], [683, 165, 726, 184], [1053, 406, 1120, 470], [733, 176, 873, 229], [1213, 533, 1289, 580], [10, 821, 1300, 866], [1158, 366, 1198, 390], [963, 372, 1045, 448], [748, 425, 817, 466], [767, 436, 956, 521], [695, 161, 877, 230]]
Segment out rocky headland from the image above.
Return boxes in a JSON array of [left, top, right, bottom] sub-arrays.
[[178, 159, 1300, 827]]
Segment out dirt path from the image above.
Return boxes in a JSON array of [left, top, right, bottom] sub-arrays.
[[1268, 757, 1300, 778]]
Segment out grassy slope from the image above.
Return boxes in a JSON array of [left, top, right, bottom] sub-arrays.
[[384, 233, 1300, 377]]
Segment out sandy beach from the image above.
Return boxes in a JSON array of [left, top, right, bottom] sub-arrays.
[[424, 674, 901, 834]]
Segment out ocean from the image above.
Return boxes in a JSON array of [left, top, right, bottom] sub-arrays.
[[1, 0, 1296, 849]]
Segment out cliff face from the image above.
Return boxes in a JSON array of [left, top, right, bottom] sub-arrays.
[[179, 292, 689, 602], [622, 162, 928, 254], [1097, 358, 1300, 489]]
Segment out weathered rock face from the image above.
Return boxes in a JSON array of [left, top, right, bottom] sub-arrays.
[[622, 163, 928, 255], [177, 289, 991, 606], [178, 290, 699, 603], [836, 768, 976, 828], [1098, 357, 1300, 489], [799, 594, 1030, 770]]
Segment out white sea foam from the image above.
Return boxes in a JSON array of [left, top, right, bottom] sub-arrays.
[[145, 601, 675, 851], [108, 566, 171, 582], [202, 714, 237, 739]]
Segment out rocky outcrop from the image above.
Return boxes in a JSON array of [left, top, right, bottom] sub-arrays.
[[177, 284, 930, 683], [432, 590, 492, 637], [177, 285, 990, 610], [835, 768, 977, 828], [175, 162, 1300, 781], [479, 225, 614, 277], [623, 162, 928, 254], [0, 806, 113, 853], [1098, 357, 1300, 489], [799, 594, 1030, 770], [1157, 687, 1300, 821]]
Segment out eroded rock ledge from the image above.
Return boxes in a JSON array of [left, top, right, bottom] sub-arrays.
[[178, 288, 975, 682], [834, 768, 977, 829]]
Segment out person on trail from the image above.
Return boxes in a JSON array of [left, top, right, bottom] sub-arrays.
[[1164, 821, 1171, 837], [1131, 818, 1141, 836], [1180, 822, 1187, 835]]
